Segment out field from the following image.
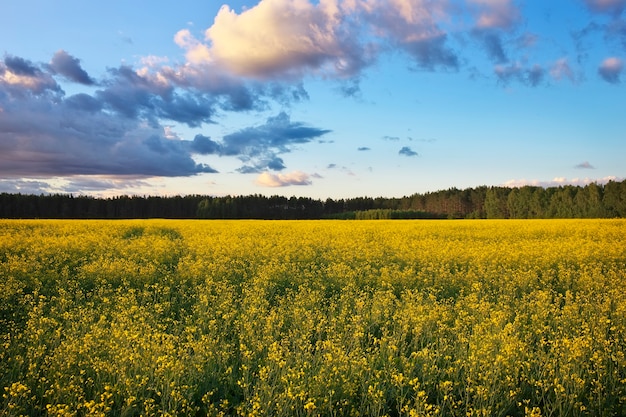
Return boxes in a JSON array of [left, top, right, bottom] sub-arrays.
[[1, 219, 626, 417]]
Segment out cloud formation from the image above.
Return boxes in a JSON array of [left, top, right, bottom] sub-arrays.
[[495, 62, 545, 86], [0, 49, 332, 179], [177, 0, 468, 81], [399, 146, 418, 157], [220, 112, 331, 172], [550, 58, 576, 83], [598, 57, 623, 83], [49, 50, 95, 85], [255, 170, 313, 187], [1, 1, 624, 194], [575, 161, 596, 169], [1, 55, 60, 96], [177, 0, 368, 80], [582, 0, 626, 14], [171, 0, 623, 89]]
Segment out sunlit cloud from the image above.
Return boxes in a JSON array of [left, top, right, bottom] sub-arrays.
[[598, 57, 623, 84], [550, 58, 576, 83], [468, 0, 520, 31], [255, 170, 313, 187]]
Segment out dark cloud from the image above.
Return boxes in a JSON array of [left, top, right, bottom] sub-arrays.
[[0, 94, 217, 177], [49, 50, 95, 85], [399, 146, 418, 157], [0, 50, 331, 178], [0, 179, 53, 194], [403, 34, 459, 70], [237, 156, 286, 174], [93, 65, 218, 127], [190, 134, 221, 154], [475, 31, 508, 64], [65, 93, 103, 112], [575, 161, 596, 169], [4, 55, 39, 76], [267, 156, 286, 170], [220, 112, 331, 171], [1, 54, 61, 96], [495, 63, 545, 86]]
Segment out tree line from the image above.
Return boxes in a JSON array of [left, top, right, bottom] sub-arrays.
[[1, 179, 625, 219]]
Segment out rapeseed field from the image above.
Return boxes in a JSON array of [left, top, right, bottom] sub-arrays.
[[1, 219, 625, 416]]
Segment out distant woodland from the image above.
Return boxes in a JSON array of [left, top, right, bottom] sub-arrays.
[[1, 179, 625, 219]]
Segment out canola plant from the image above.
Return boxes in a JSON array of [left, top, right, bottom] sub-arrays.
[[1, 219, 625, 416]]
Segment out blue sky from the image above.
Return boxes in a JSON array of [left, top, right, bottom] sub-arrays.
[[0, 0, 624, 198]]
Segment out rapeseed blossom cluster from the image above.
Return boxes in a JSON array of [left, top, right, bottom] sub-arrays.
[[1, 219, 625, 416]]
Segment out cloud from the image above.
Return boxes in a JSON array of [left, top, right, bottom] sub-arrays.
[[1, 55, 60, 96], [582, 0, 626, 14], [494, 62, 545, 86], [468, 0, 521, 64], [220, 112, 331, 171], [255, 170, 313, 187], [190, 134, 221, 154], [477, 31, 508, 63], [49, 50, 95, 85], [0, 179, 54, 194], [399, 146, 418, 157], [196, 0, 368, 79], [598, 57, 623, 83], [468, 0, 520, 31], [503, 176, 622, 188], [0, 52, 332, 182], [575, 161, 596, 169], [550, 58, 576, 82], [176, 0, 462, 82], [95, 65, 218, 127], [0, 82, 218, 177], [358, 0, 459, 70]]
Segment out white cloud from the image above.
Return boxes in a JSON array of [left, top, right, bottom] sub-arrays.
[[255, 170, 313, 187], [503, 176, 621, 188], [175, 0, 464, 80], [200, 0, 357, 79], [467, 0, 520, 30]]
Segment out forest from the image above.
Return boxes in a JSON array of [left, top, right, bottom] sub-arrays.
[[1, 179, 625, 219]]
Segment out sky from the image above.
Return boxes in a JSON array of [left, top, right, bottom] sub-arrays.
[[0, 0, 624, 199]]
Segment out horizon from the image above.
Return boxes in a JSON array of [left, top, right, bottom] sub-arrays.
[[1, 0, 625, 199], [3, 177, 622, 202]]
